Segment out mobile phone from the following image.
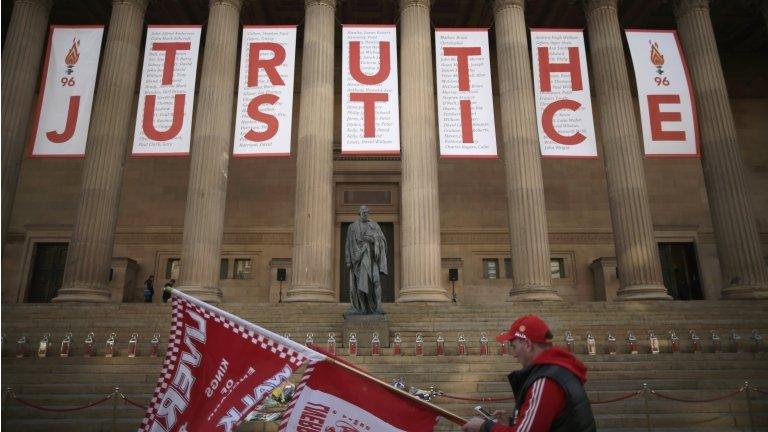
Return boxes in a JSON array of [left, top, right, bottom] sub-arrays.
[[474, 406, 496, 422]]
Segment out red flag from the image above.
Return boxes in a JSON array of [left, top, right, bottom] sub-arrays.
[[139, 290, 324, 432], [280, 361, 441, 432]]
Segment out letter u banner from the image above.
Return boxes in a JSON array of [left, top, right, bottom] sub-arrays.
[[625, 30, 699, 157], [29, 26, 103, 157], [132, 26, 201, 156], [530, 29, 597, 159]]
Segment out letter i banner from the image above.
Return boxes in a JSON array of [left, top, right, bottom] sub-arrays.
[[29, 26, 103, 157], [138, 289, 324, 432], [132, 26, 201, 156], [530, 29, 598, 159], [625, 30, 700, 157]]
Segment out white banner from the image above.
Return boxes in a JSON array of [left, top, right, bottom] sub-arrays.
[[233, 26, 297, 157], [341, 25, 400, 155], [30, 26, 104, 157], [435, 29, 497, 158], [626, 30, 699, 157], [530, 29, 597, 159], [132, 26, 201, 156]]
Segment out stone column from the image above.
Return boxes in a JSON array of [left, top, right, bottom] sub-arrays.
[[285, 0, 337, 303], [54, 0, 148, 303], [675, 0, 768, 298], [1, 0, 53, 249], [583, 0, 670, 300], [177, 0, 242, 304], [397, 0, 449, 302], [493, 0, 560, 301]]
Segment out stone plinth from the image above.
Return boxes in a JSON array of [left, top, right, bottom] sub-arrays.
[[342, 314, 390, 348]]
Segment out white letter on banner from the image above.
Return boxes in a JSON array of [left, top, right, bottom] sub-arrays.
[[341, 25, 400, 155], [233, 26, 297, 157], [435, 29, 497, 158], [132, 26, 201, 156], [30, 26, 104, 157], [625, 30, 699, 157], [530, 29, 597, 159]]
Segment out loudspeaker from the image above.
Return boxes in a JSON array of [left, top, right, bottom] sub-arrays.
[[449, 268, 458, 282], [277, 268, 286, 281]]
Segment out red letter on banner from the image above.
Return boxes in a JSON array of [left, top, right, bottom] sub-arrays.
[[542, 99, 586, 145], [647, 94, 685, 141], [153, 42, 191, 85], [350, 92, 388, 138], [46, 96, 80, 143], [143, 94, 185, 141], [349, 41, 391, 85], [443, 47, 481, 91], [249, 42, 286, 87], [245, 94, 280, 142], [538, 46, 583, 92]]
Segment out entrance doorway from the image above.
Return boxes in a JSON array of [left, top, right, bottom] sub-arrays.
[[27, 243, 68, 302], [658, 242, 703, 300], [339, 222, 395, 303]]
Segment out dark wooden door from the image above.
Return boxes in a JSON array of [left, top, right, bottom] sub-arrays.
[[340, 222, 395, 303], [658, 242, 703, 300], [27, 243, 68, 303]]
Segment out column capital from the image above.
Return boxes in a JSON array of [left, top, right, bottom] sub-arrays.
[[673, 0, 710, 19], [113, 0, 149, 12], [582, 0, 617, 14], [399, 0, 431, 12], [493, 0, 524, 14], [305, 0, 336, 10], [209, 0, 242, 11]]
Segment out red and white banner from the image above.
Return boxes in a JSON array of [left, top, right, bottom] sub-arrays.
[[341, 25, 400, 155], [233, 26, 297, 157], [132, 26, 201, 156], [530, 29, 597, 159], [140, 290, 323, 432], [626, 30, 700, 157], [29, 26, 103, 157], [435, 29, 497, 158], [280, 361, 441, 432]]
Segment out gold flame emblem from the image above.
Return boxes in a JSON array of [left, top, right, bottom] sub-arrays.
[[649, 41, 664, 75], [64, 38, 80, 75]]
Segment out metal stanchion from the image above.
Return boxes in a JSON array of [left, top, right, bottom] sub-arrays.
[[642, 383, 651, 432], [744, 381, 754, 432], [112, 387, 119, 432]]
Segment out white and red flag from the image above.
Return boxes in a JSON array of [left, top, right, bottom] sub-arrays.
[[280, 360, 442, 432], [139, 290, 324, 432]]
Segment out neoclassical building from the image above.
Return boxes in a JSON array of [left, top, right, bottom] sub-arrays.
[[2, 0, 767, 306]]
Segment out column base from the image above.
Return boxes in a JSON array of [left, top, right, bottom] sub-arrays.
[[177, 285, 223, 304], [52, 284, 112, 303], [722, 284, 768, 300], [397, 286, 450, 303], [508, 284, 562, 302], [284, 285, 336, 303], [617, 284, 672, 301]]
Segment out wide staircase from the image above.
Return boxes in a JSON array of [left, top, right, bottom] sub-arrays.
[[2, 300, 767, 431]]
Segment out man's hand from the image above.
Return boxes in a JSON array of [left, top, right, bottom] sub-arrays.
[[345, 262, 351, 269], [492, 410, 509, 426], [460, 417, 487, 432]]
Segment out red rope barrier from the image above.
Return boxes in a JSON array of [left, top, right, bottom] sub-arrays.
[[439, 393, 516, 402], [649, 388, 744, 403], [589, 390, 642, 405], [120, 393, 148, 410], [11, 393, 112, 412]]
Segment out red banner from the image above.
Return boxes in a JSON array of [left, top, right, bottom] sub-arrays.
[[139, 291, 322, 432]]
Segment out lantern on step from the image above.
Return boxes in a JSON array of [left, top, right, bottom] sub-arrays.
[[60, 333, 72, 357], [326, 333, 337, 355], [498, 338, 509, 356], [348, 332, 358, 356], [457, 333, 467, 356], [128, 333, 139, 358], [371, 332, 381, 356], [729, 330, 741, 353], [564, 331, 575, 353], [105, 333, 116, 357], [751, 330, 763, 353], [16, 335, 27, 358], [150, 333, 160, 357], [393, 333, 402, 356], [648, 331, 660, 354], [586, 332, 596, 356], [669, 331, 680, 353], [604, 332, 616, 355], [84, 332, 95, 357], [627, 331, 638, 355], [710, 331, 721, 353], [479, 332, 489, 356], [689, 330, 701, 353], [305, 333, 314, 349], [436, 333, 445, 356], [414, 333, 424, 356], [37, 333, 50, 358]]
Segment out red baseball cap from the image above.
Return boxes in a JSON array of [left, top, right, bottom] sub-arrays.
[[495, 314, 552, 344]]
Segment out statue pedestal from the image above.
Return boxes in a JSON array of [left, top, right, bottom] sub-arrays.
[[342, 314, 389, 348]]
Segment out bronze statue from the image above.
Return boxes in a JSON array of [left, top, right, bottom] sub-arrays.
[[344, 205, 387, 316]]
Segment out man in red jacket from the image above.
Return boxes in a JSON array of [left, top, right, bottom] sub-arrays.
[[461, 315, 596, 432]]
